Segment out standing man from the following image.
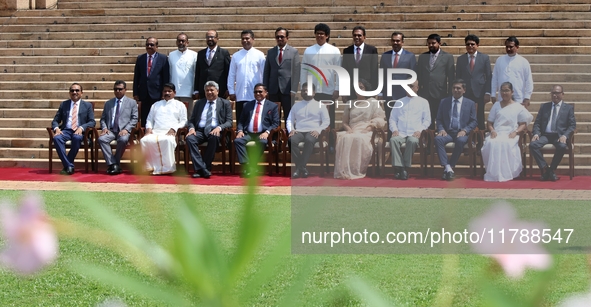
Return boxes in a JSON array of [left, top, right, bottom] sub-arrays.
[[388, 80, 430, 180], [434, 79, 477, 181], [263, 27, 301, 122], [490, 36, 534, 108], [300, 23, 341, 132], [51, 83, 96, 175], [186, 81, 233, 179], [417, 33, 455, 129], [529, 85, 576, 181], [380, 31, 417, 124], [98, 80, 138, 175], [133, 37, 169, 127], [193, 30, 231, 101], [169, 32, 197, 118], [234, 84, 280, 178], [228, 30, 266, 122], [140, 83, 187, 175], [455, 34, 492, 130], [342, 26, 379, 101], [286, 83, 330, 178]]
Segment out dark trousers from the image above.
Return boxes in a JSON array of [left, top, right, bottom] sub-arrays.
[[53, 128, 83, 169], [289, 132, 317, 170], [234, 133, 268, 164], [426, 96, 442, 130], [140, 98, 159, 128], [268, 92, 293, 122], [235, 101, 249, 125], [434, 131, 469, 168], [529, 133, 567, 171], [186, 128, 220, 171], [464, 92, 486, 130]]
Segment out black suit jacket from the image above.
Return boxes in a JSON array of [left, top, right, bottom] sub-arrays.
[[532, 102, 576, 138], [436, 96, 477, 134], [417, 50, 455, 101], [237, 100, 280, 133], [188, 97, 233, 131], [194, 47, 231, 96], [133, 52, 170, 102], [51, 99, 96, 132], [455, 52, 492, 100], [342, 44, 379, 92]]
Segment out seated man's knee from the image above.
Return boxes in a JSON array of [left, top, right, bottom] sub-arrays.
[[529, 140, 542, 150], [555, 142, 567, 151]]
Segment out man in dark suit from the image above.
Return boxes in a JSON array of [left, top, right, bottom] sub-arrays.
[[133, 37, 170, 127], [380, 31, 417, 124], [529, 85, 576, 181], [417, 33, 455, 129], [434, 80, 477, 180], [51, 83, 96, 175], [342, 26, 379, 101], [193, 30, 231, 100], [263, 27, 300, 122], [455, 34, 492, 130], [98, 80, 139, 175], [186, 81, 233, 179], [234, 83, 280, 177]]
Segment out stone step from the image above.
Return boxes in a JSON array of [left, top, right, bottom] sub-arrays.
[[0, 64, 134, 73], [0, 118, 98, 128], [0, 73, 132, 82], [0, 128, 49, 138], [0, 56, 136, 65]]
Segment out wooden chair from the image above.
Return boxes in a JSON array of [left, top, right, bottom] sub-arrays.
[[46, 101, 96, 173], [527, 130, 576, 180], [477, 129, 528, 178], [429, 128, 480, 178], [279, 127, 330, 177], [375, 127, 430, 177]]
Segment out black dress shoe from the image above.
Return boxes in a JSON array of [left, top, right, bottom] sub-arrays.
[[107, 165, 114, 175], [395, 170, 408, 180], [541, 167, 550, 181], [112, 164, 123, 175], [300, 168, 309, 178], [291, 169, 300, 179], [447, 171, 455, 181], [547, 170, 559, 182], [240, 170, 251, 178], [441, 171, 448, 180], [60, 168, 68, 175], [198, 169, 211, 179], [191, 172, 201, 178], [66, 166, 75, 175]]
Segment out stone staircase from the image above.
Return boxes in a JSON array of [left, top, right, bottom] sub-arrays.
[[0, 0, 590, 175]]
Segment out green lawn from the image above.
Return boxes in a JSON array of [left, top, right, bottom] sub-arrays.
[[0, 190, 588, 306]]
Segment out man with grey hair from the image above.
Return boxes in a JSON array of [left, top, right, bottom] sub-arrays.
[[186, 80, 233, 178]]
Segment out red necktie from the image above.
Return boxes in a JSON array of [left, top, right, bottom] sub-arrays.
[[252, 102, 262, 133], [393, 53, 399, 68], [147, 55, 153, 76], [470, 55, 475, 72], [278, 48, 283, 64]]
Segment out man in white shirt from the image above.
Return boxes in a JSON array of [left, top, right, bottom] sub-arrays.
[[490, 36, 534, 109], [169, 32, 197, 118], [389, 80, 430, 180], [227, 30, 266, 122], [140, 83, 187, 175], [287, 83, 330, 178]]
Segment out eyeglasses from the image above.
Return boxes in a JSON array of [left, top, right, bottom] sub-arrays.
[[69, 89, 81, 93], [254, 90, 265, 94], [206, 36, 216, 39], [275, 35, 286, 39], [145, 43, 156, 47], [114, 88, 125, 91], [465, 43, 476, 46], [176, 39, 186, 43], [551, 91, 563, 95]]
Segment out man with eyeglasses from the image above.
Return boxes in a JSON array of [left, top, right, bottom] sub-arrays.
[[51, 83, 96, 175], [263, 27, 301, 122], [234, 84, 280, 178], [193, 30, 230, 101], [342, 26, 378, 102], [133, 37, 170, 127], [97, 80, 139, 175], [455, 34, 492, 130], [490, 36, 533, 109], [168, 32, 197, 118]]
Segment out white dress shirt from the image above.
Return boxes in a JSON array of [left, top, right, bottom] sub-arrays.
[[67, 99, 80, 130], [248, 99, 266, 133], [389, 96, 431, 136], [227, 48, 266, 101], [169, 49, 197, 97], [145, 98, 187, 132], [300, 43, 341, 95], [545, 100, 562, 133], [490, 54, 533, 103], [198, 100, 219, 128], [286, 99, 330, 133]]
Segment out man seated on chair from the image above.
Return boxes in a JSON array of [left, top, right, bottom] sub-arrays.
[[389, 80, 430, 180], [286, 83, 330, 178], [434, 79, 477, 181], [234, 83, 280, 178], [186, 81, 233, 179], [98, 80, 139, 175], [140, 83, 187, 175], [529, 85, 576, 181], [51, 83, 95, 175]]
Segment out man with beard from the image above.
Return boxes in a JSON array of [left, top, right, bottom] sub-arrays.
[[193, 30, 231, 101]]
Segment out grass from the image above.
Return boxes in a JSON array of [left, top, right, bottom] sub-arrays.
[[0, 190, 589, 306]]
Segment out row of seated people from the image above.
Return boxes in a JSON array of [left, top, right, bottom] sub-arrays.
[[48, 79, 575, 182]]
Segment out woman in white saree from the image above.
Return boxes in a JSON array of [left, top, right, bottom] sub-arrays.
[[481, 82, 533, 182]]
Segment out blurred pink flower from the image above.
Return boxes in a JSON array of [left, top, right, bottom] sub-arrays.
[[0, 193, 58, 275], [469, 201, 552, 279]]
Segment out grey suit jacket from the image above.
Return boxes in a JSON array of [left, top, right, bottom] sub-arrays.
[[417, 50, 455, 101], [455, 52, 492, 99], [263, 44, 301, 95], [188, 97, 233, 131], [436, 96, 477, 133], [380, 49, 417, 99], [100, 96, 138, 132], [532, 102, 576, 138]]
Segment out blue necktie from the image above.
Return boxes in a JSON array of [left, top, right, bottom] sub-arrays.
[[112, 99, 121, 133], [451, 99, 460, 131]]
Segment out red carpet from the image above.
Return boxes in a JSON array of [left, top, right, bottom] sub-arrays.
[[0, 168, 589, 190]]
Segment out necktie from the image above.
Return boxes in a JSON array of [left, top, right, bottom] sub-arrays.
[[451, 99, 460, 130], [393, 52, 399, 68], [207, 49, 215, 65], [71, 102, 78, 131], [278, 48, 283, 64], [147, 55, 153, 75], [551, 103, 559, 132], [252, 102, 262, 133], [429, 53, 436, 70], [112, 99, 121, 133], [355, 47, 361, 64], [470, 55, 475, 72], [204, 101, 214, 135]]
